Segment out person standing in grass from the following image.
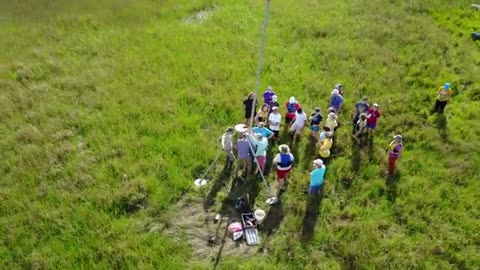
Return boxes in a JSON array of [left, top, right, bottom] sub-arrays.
[[263, 85, 276, 105], [273, 144, 294, 191], [323, 112, 338, 133], [366, 103, 381, 135], [289, 107, 308, 140], [387, 134, 403, 176], [353, 113, 368, 145], [352, 96, 369, 134], [431, 82, 452, 114], [319, 132, 333, 160], [252, 122, 274, 140], [221, 127, 235, 167], [329, 89, 344, 113], [333, 83, 345, 97], [243, 92, 258, 126], [234, 133, 252, 179], [255, 104, 270, 125], [285, 97, 301, 125], [310, 159, 326, 196], [268, 106, 281, 142], [309, 107, 323, 139], [268, 95, 280, 116], [249, 132, 268, 175]]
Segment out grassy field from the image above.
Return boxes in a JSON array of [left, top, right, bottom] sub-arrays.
[[1, 0, 480, 269]]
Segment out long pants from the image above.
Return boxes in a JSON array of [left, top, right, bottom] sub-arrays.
[[432, 99, 447, 114], [388, 156, 398, 175]]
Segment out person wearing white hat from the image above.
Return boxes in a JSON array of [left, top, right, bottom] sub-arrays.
[[273, 144, 294, 191], [329, 89, 344, 113], [285, 96, 301, 125], [366, 103, 381, 135], [323, 112, 338, 133], [387, 135, 403, 175], [268, 106, 281, 141], [310, 159, 326, 196]]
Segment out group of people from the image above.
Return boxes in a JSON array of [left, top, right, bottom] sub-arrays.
[[222, 82, 452, 196]]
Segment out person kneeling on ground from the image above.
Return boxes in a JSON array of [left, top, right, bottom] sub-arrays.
[[273, 144, 294, 191], [310, 159, 326, 196], [289, 107, 307, 140], [248, 132, 268, 175], [234, 133, 252, 179]]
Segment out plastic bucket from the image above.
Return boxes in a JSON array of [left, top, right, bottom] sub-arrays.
[[254, 209, 266, 224]]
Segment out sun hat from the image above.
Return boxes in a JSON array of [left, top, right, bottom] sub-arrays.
[[444, 82, 450, 90], [278, 144, 290, 153], [326, 131, 333, 138], [267, 85, 273, 91], [373, 103, 379, 107], [272, 95, 278, 102], [331, 89, 339, 95], [328, 112, 337, 119], [255, 133, 263, 139], [362, 96, 368, 100], [289, 97, 296, 103], [272, 106, 278, 111], [393, 134, 403, 141], [336, 83, 343, 89], [313, 159, 323, 166]]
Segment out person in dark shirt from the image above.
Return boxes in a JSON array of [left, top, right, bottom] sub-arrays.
[[243, 92, 258, 126], [309, 107, 323, 139]]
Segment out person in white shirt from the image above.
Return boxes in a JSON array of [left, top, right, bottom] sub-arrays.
[[221, 127, 235, 167], [268, 106, 281, 142], [289, 107, 307, 140]]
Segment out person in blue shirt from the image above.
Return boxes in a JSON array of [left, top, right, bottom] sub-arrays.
[[329, 89, 344, 113], [252, 122, 274, 140], [310, 159, 326, 196]]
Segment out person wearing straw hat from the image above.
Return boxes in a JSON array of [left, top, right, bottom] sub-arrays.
[[310, 159, 326, 196], [323, 112, 338, 133], [273, 144, 294, 191], [263, 85, 276, 105], [221, 127, 235, 167], [366, 103, 381, 136], [329, 89, 344, 113], [285, 96, 301, 125], [268, 106, 281, 141], [234, 133, 252, 179], [319, 132, 333, 159], [387, 135, 403, 175], [431, 82, 452, 114], [249, 132, 268, 174], [309, 107, 323, 139]]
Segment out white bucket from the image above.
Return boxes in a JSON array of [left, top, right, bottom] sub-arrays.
[[254, 209, 266, 224]]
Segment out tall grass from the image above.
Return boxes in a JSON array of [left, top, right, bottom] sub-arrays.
[[1, 0, 479, 268]]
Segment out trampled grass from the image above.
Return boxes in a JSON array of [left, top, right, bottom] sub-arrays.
[[1, 0, 479, 269]]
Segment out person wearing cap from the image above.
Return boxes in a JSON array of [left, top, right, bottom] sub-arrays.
[[255, 103, 270, 125], [387, 135, 403, 175], [309, 107, 323, 139], [268, 106, 282, 141], [252, 122, 274, 140], [268, 95, 280, 116], [289, 107, 308, 140], [310, 159, 326, 196], [352, 96, 369, 134], [353, 113, 368, 144], [221, 127, 235, 166], [273, 144, 294, 191], [432, 82, 452, 114], [263, 85, 276, 105], [329, 89, 344, 113], [285, 97, 301, 125], [319, 132, 333, 159], [234, 133, 252, 179], [323, 112, 338, 133], [334, 83, 345, 96], [366, 103, 381, 135], [243, 92, 258, 126], [248, 131, 269, 174]]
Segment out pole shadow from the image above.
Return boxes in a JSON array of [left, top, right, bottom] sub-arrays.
[[301, 192, 323, 243], [302, 136, 317, 171], [205, 161, 232, 210], [261, 200, 284, 236], [386, 171, 401, 203]]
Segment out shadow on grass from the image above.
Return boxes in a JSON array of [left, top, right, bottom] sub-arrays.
[[245, 176, 262, 208], [367, 136, 375, 161], [264, 147, 275, 177], [386, 170, 401, 203], [204, 161, 232, 210], [302, 136, 317, 171], [437, 114, 448, 140], [301, 192, 323, 243], [351, 136, 361, 174], [261, 199, 284, 236]]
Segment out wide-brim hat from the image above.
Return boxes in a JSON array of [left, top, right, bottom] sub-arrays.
[[278, 144, 290, 153]]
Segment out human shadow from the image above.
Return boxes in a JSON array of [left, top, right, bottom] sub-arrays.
[[244, 176, 262, 209], [351, 136, 361, 174], [261, 199, 284, 236], [386, 170, 401, 203], [205, 161, 232, 210], [436, 114, 448, 140], [302, 136, 317, 171], [367, 136, 375, 161], [301, 192, 323, 243], [264, 147, 275, 177]]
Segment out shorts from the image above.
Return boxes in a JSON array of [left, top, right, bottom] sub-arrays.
[[256, 156, 266, 172], [366, 122, 376, 129], [276, 168, 291, 179], [310, 125, 320, 132], [309, 185, 322, 195], [290, 124, 304, 134]]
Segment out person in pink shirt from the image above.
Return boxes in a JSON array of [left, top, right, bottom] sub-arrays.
[[366, 103, 381, 135]]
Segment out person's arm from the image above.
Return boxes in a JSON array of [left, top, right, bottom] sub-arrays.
[[267, 130, 274, 139], [272, 154, 279, 165]]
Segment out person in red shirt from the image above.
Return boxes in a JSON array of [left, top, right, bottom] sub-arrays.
[[366, 103, 381, 135], [285, 96, 301, 125]]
